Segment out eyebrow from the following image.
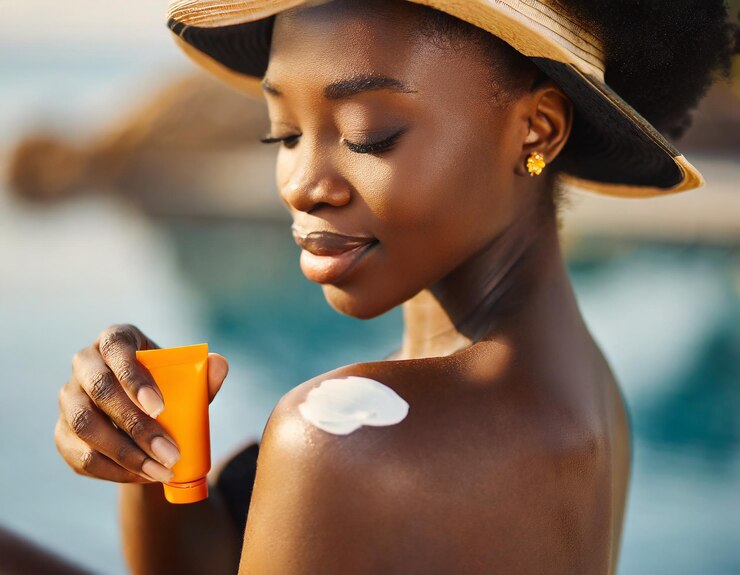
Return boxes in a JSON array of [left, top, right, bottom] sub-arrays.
[[261, 74, 417, 100]]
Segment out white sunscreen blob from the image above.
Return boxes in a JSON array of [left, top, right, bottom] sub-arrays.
[[298, 376, 410, 435]]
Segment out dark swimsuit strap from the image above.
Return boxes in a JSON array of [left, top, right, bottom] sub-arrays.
[[212, 442, 260, 535]]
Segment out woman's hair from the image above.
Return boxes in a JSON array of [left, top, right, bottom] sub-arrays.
[[557, 0, 736, 140], [414, 0, 737, 214]]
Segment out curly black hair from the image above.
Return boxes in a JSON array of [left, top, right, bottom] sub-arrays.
[[558, 0, 736, 141]]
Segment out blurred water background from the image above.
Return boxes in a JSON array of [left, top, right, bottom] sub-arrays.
[[0, 2, 738, 574]]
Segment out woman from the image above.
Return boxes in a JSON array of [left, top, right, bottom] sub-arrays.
[[54, 1, 734, 573]]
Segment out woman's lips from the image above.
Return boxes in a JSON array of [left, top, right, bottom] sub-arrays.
[[291, 227, 378, 284], [295, 231, 375, 256], [298, 237, 378, 284]]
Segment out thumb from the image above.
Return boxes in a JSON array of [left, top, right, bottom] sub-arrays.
[[207, 352, 229, 404]]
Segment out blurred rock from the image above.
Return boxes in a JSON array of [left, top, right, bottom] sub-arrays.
[[8, 137, 91, 202], [6, 72, 283, 219]]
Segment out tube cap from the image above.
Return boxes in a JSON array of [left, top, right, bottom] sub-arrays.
[[163, 477, 208, 504]]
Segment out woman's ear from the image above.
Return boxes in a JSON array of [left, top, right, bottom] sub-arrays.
[[514, 80, 573, 176]]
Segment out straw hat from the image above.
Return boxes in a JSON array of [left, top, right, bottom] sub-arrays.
[[166, 0, 705, 198]]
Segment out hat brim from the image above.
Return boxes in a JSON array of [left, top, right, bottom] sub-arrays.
[[167, 0, 704, 198]]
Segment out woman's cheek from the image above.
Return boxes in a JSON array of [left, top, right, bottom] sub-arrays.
[[364, 153, 445, 231]]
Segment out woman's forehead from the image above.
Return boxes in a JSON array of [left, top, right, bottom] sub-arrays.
[[272, 0, 426, 57], [267, 0, 492, 94]]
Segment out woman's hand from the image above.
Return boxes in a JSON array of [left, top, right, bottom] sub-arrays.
[[54, 324, 228, 484]]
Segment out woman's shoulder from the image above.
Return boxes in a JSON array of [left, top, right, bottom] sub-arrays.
[[275, 342, 614, 456], [238, 350, 616, 573], [265, 345, 613, 482]]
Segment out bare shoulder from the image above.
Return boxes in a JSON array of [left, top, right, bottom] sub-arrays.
[[238, 351, 616, 575]]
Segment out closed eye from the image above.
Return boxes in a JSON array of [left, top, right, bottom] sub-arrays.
[[259, 133, 301, 149], [259, 127, 407, 154], [343, 128, 406, 154]]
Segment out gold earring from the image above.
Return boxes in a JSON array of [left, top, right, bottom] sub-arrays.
[[526, 151, 546, 176]]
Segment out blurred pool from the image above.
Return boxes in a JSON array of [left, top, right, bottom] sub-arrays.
[[0, 192, 738, 574]]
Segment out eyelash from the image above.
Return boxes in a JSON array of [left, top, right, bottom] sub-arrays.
[[259, 129, 405, 154], [259, 134, 300, 148]]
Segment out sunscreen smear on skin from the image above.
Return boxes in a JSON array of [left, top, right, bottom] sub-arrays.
[[299, 376, 409, 435]]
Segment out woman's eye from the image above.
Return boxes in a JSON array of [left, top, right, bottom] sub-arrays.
[[259, 128, 406, 154], [259, 134, 301, 149], [343, 128, 406, 154]]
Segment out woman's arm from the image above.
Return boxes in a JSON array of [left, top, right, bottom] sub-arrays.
[[236, 372, 413, 575], [54, 324, 241, 575], [119, 482, 241, 575], [120, 441, 261, 574]]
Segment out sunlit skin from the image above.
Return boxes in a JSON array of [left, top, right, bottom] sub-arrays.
[[52, 1, 631, 574], [239, 2, 631, 574], [265, 1, 561, 337]]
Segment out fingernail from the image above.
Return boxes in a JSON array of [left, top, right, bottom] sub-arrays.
[[151, 436, 180, 468], [142, 458, 174, 483], [138, 387, 164, 419]]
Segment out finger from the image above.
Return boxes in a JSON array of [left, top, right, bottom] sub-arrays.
[[58, 380, 175, 483], [54, 416, 151, 484], [94, 324, 164, 418], [71, 352, 181, 469], [207, 353, 229, 404]]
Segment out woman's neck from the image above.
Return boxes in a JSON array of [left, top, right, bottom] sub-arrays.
[[398, 208, 573, 359]]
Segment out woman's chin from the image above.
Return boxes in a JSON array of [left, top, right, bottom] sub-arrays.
[[321, 284, 395, 320]]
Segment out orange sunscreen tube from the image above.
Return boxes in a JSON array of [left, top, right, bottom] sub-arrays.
[[135, 343, 210, 504]]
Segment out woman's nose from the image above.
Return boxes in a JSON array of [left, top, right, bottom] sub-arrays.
[[279, 151, 351, 213]]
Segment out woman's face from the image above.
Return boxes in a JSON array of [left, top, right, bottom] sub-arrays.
[[264, 1, 534, 319]]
